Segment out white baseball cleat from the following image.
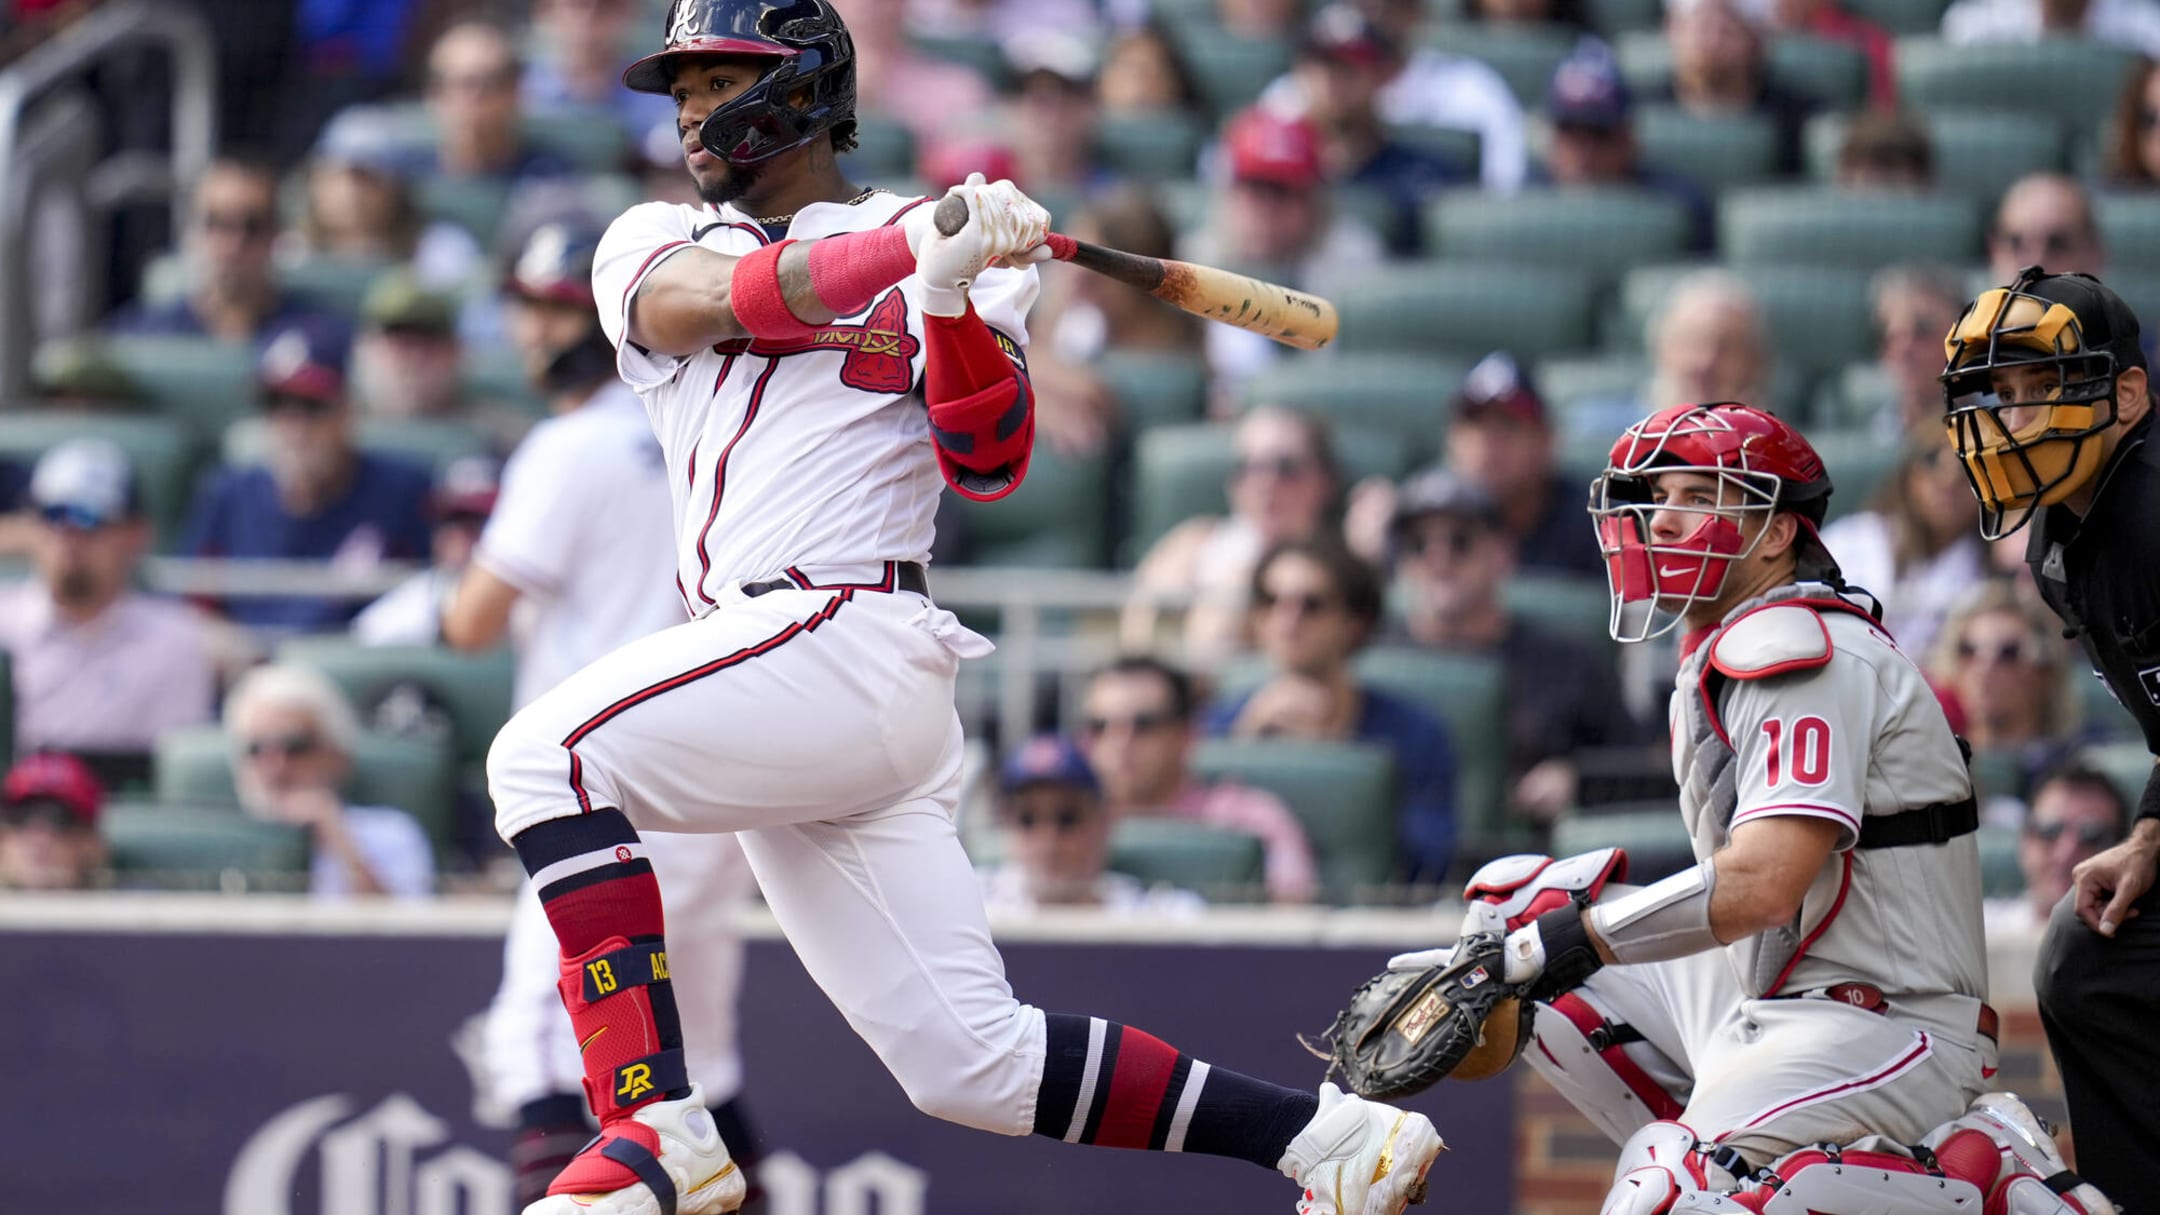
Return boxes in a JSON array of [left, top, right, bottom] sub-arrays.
[[524, 1083, 744, 1215], [1281, 1082, 1446, 1215]]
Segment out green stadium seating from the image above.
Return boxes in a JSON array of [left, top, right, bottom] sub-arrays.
[[97, 335, 257, 437], [1418, 24, 1578, 109], [1537, 353, 1650, 416], [2077, 673, 2144, 744], [221, 416, 495, 472], [1191, 739, 1399, 898], [2083, 741, 2156, 808], [1095, 110, 1207, 180], [1094, 350, 1210, 431], [1335, 182, 1413, 252], [1586, 0, 1665, 34], [525, 106, 632, 173], [1636, 106, 1784, 192], [1503, 573, 1616, 651], [461, 347, 543, 414], [840, 116, 918, 182], [414, 176, 513, 247], [0, 651, 10, 774], [2105, 273, 2160, 339], [1108, 817, 1267, 900], [1553, 806, 1696, 878], [0, 411, 199, 544], [1976, 824, 2022, 898], [281, 256, 395, 324], [104, 802, 310, 882], [1896, 39, 2140, 136], [1335, 264, 1598, 358], [1125, 422, 1416, 560], [1352, 646, 1515, 858], [908, 32, 1010, 88], [154, 726, 459, 854], [1422, 188, 1694, 281], [949, 444, 1115, 568], [1386, 124, 1483, 183], [1842, 0, 1948, 35], [1173, 30, 1295, 118], [2097, 194, 2160, 274], [1967, 746, 2026, 807], [1801, 427, 1899, 521], [272, 638, 517, 768], [1802, 110, 2065, 207], [1813, 361, 1897, 431], [1719, 189, 1982, 269], [1616, 262, 1876, 377], [1615, 33, 1869, 109], [1238, 353, 1464, 459]]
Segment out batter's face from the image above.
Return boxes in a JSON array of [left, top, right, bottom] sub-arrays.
[[670, 56, 777, 206]]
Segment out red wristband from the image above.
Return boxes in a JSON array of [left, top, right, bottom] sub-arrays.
[[806, 224, 915, 318], [729, 240, 818, 340]]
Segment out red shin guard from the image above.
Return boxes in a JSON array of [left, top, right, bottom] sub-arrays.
[[923, 304, 1033, 501], [556, 936, 686, 1122]]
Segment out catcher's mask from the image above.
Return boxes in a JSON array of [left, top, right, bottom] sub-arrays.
[[1588, 403, 1835, 643], [1940, 265, 2147, 540], [623, 0, 858, 168]]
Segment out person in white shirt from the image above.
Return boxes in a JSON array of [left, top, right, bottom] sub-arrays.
[[979, 736, 1206, 917], [1818, 433, 1988, 661], [1943, 0, 2160, 59], [0, 440, 213, 756], [224, 663, 436, 898], [351, 455, 501, 647], [441, 219, 762, 1210]]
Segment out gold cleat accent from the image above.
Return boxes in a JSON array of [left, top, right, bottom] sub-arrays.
[[1370, 1110, 1409, 1186], [689, 1161, 738, 1193]]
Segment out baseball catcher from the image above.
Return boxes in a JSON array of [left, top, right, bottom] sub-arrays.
[[1327, 403, 2117, 1214]]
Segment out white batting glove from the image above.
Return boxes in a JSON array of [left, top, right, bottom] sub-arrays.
[[907, 173, 1050, 316]]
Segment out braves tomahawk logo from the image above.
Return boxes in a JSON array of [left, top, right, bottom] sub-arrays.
[[713, 287, 920, 393]]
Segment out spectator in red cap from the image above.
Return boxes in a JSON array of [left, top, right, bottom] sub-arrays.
[[1182, 106, 1383, 388], [0, 752, 107, 891], [181, 320, 435, 631]]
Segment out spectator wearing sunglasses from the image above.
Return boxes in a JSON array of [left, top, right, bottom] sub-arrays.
[[1206, 538, 1459, 882], [1123, 406, 1342, 667], [0, 752, 108, 892], [1987, 173, 2107, 287], [0, 441, 213, 756], [107, 156, 342, 343], [979, 736, 1205, 916], [224, 663, 434, 898], [1928, 580, 2092, 820], [1382, 470, 1639, 838], [1077, 657, 1317, 903], [181, 321, 435, 631], [1986, 763, 2132, 936]]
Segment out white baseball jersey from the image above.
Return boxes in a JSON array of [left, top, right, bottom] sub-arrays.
[[591, 193, 1038, 609], [1668, 587, 1987, 1004], [473, 381, 684, 708]]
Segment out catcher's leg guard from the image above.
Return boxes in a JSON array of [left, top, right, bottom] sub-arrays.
[[1525, 990, 1685, 1143], [1599, 1122, 1751, 1215], [1467, 848, 1630, 932], [1917, 1094, 2118, 1215]]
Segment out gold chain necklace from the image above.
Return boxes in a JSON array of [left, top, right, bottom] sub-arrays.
[[754, 187, 884, 228]]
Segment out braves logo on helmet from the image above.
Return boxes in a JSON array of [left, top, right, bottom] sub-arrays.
[[625, 0, 858, 166]]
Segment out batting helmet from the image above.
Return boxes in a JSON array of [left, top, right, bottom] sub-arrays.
[[623, 0, 858, 167], [1940, 265, 2147, 539], [1588, 403, 1836, 642]]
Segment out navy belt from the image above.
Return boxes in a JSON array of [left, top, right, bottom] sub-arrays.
[[741, 561, 928, 598]]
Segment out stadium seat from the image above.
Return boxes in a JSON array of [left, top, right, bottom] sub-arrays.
[[949, 444, 1115, 568], [0, 410, 199, 545], [1614, 33, 1869, 109], [1385, 123, 1483, 183], [839, 116, 917, 182], [1126, 422, 1416, 561], [1352, 646, 1515, 858], [1095, 110, 1207, 180], [907, 32, 1010, 88], [1094, 350, 1210, 431], [1585, 0, 1665, 34], [2097, 194, 2160, 274], [272, 638, 516, 769], [1503, 573, 1616, 651], [1239, 353, 1465, 460], [1841, 0, 1949, 35], [221, 416, 495, 472], [524, 106, 632, 173], [2083, 741, 2156, 807], [1552, 806, 1696, 882], [97, 334, 258, 437], [1108, 817, 1268, 901], [1719, 188, 1982, 269], [1334, 182, 1412, 252], [103, 802, 309, 884], [2077, 674, 2144, 744], [281, 256, 395, 324], [1173, 30, 1295, 118], [1190, 739, 1399, 898], [2104, 273, 2160, 341], [1802, 110, 2064, 208], [461, 346, 542, 414], [154, 726, 459, 855], [1616, 262, 1876, 378], [1418, 24, 1578, 109], [1635, 106, 1783, 192], [1334, 263, 1598, 358], [1896, 38, 2140, 136], [1537, 353, 1650, 417], [1813, 360, 1896, 431], [1802, 427, 1899, 520], [1422, 188, 1694, 282], [1975, 824, 2023, 899], [414, 175, 513, 247]]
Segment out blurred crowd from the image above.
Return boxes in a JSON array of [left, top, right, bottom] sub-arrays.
[[2, 0, 2157, 912]]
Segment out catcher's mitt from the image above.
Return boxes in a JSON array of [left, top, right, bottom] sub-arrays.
[[1322, 931, 1532, 1101]]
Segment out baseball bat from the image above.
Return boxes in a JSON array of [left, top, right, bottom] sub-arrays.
[[932, 194, 1338, 352]]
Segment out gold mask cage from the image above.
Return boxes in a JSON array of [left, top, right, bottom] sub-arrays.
[[1940, 285, 2120, 540]]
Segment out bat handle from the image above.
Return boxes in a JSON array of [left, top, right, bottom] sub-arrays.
[[934, 193, 969, 236]]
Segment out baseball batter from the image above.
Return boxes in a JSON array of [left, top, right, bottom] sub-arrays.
[[443, 221, 762, 1208], [1385, 404, 2113, 1212], [481, 3, 1443, 1214]]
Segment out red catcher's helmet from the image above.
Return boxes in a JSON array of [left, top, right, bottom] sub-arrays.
[[1588, 403, 1837, 642]]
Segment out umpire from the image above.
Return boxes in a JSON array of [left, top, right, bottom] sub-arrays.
[[1942, 265, 2160, 1200]]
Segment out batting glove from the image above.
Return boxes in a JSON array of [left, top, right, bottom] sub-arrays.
[[907, 172, 1051, 316]]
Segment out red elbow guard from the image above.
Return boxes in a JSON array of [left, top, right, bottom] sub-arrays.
[[924, 305, 1033, 501]]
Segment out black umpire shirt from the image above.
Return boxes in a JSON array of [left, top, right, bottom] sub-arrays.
[[2026, 413, 2160, 819]]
